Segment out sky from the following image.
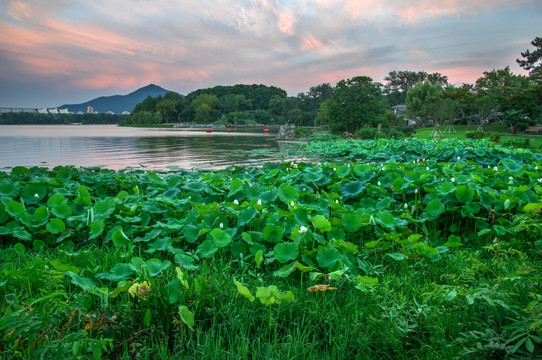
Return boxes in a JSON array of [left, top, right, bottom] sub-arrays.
[[0, 0, 541, 108]]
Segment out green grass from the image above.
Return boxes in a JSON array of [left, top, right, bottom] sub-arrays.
[[413, 124, 542, 149], [1, 240, 540, 359]]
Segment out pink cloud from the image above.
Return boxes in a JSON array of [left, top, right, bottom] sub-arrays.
[[408, 49, 430, 59], [344, 0, 536, 23], [301, 33, 325, 51]]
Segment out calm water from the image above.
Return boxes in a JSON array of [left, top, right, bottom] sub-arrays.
[[0, 125, 285, 170]]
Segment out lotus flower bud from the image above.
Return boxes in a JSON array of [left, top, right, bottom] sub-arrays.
[[299, 226, 308, 233]]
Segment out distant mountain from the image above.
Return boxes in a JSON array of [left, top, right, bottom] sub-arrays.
[[59, 84, 173, 114]]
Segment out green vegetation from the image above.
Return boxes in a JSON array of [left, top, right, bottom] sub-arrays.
[[122, 84, 331, 127], [1, 137, 542, 358]]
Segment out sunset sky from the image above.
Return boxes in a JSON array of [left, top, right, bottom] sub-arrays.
[[1, 0, 540, 108]]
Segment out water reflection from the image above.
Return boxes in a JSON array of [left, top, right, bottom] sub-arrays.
[[0, 125, 283, 170]]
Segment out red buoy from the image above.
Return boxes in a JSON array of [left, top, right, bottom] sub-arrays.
[[227, 129, 231, 133], [263, 129, 270, 133], [206, 129, 212, 133], [312, 129, 316, 133]]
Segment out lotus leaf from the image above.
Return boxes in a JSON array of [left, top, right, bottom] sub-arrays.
[[316, 248, 342, 269], [273, 242, 299, 263], [263, 225, 284, 243], [311, 215, 331, 232]]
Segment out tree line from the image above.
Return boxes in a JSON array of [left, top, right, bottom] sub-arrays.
[[124, 37, 541, 135]]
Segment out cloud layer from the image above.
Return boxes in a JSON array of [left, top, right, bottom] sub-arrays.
[[0, 0, 540, 107]]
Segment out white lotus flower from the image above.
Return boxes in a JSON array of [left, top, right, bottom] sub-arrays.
[[220, 223, 224, 229], [426, 167, 429, 171], [451, 177, 455, 183], [233, 199, 239, 205], [34, 193, 39, 198], [535, 166, 538, 170], [257, 199, 262, 206], [415, 188, 418, 194], [299, 226, 308, 233], [377, 181, 381, 186], [290, 201, 295, 207], [538, 178, 542, 183], [509, 176, 513, 181], [493, 166, 498, 171], [404, 203, 409, 209], [335, 199, 339, 204], [457, 156, 461, 160], [333, 167, 336, 171]]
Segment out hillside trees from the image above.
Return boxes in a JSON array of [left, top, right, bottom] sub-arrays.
[[324, 76, 387, 134]]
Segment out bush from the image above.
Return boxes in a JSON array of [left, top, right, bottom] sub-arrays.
[[500, 137, 530, 149], [354, 127, 380, 139], [488, 133, 500, 143], [394, 126, 416, 137], [386, 129, 404, 139], [465, 131, 487, 140], [294, 126, 314, 138]]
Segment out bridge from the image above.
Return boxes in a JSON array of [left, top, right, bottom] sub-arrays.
[[0, 107, 69, 114]]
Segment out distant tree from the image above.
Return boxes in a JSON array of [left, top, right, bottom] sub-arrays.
[[517, 36, 542, 83], [405, 81, 443, 127], [315, 99, 331, 127], [475, 66, 538, 119], [384, 70, 448, 106], [442, 84, 475, 128], [190, 94, 220, 123], [326, 76, 387, 134], [219, 94, 252, 114], [155, 99, 177, 123], [132, 95, 161, 113]]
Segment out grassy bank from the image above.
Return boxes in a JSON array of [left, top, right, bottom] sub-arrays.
[[412, 125, 542, 149], [1, 138, 541, 358]]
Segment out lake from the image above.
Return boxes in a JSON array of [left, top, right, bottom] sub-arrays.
[[0, 125, 286, 170]]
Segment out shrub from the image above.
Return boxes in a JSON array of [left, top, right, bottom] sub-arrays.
[[394, 126, 416, 137], [500, 137, 530, 149], [387, 129, 404, 139], [294, 127, 314, 138], [354, 127, 380, 139], [488, 133, 500, 143], [465, 131, 487, 140]]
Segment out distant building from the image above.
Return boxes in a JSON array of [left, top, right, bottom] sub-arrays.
[[59, 108, 69, 114], [87, 105, 94, 114], [121, 111, 131, 115], [38, 108, 48, 114], [48, 108, 59, 114], [106, 111, 114, 115], [391, 105, 406, 115]]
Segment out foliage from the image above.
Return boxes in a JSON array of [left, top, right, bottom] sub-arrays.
[[405, 81, 444, 127], [325, 76, 387, 134], [0, 137, 541, 358], [384, 70, 449, 106], [517, 36, 542, 83]]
